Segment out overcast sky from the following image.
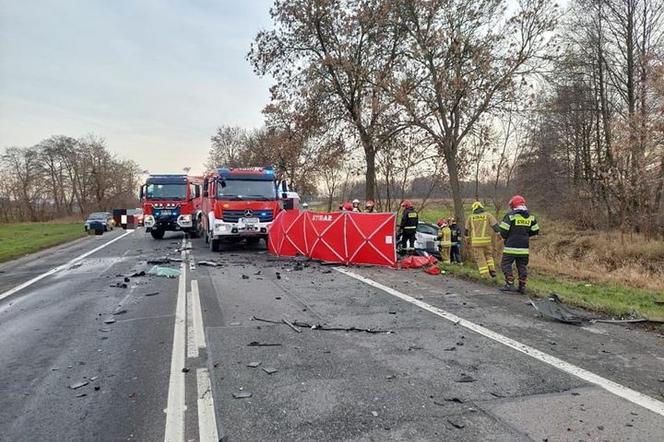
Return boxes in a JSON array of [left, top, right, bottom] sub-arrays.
[[0, 0, 273, 174]]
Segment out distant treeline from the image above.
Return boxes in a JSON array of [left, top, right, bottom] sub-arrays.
[[0, 135, 141, 223]]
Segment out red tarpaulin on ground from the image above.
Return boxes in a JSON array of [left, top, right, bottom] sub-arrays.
[[268, 210, 397, 267], [398, 255, 437, 269]]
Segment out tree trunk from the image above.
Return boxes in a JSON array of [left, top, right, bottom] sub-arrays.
[[442, 143, 465, 228], [364, 146, 376, 202]]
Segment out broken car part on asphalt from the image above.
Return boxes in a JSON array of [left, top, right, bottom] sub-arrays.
[[147, 265, 181, 278]]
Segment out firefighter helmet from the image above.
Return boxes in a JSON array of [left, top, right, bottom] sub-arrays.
[[437, 218, 447, 227], [471, 201, 484, 212], [508, 195, 526, 208], [352, 199, 360, 204], [401, 200, 413, 208]]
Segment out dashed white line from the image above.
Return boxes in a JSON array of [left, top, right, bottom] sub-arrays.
[[196, 368, 220, 442], [191, 280, 206, 350], [335, 267, 664, 418], [186, 290, 198, 359], [0, 230, 134, 302]]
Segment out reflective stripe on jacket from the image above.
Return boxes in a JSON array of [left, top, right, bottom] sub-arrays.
[[401, 207, 418, 230], [465, 210, 498, 247], [499, 210, 539, 255]]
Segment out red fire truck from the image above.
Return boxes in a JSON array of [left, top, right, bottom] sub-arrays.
[[201, 166, 292, 251], [140, 174, 203, 239]]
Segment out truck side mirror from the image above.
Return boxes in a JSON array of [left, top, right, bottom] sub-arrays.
[[195, 185, 201, 199], [139, 185, 144, 199], [202, 180, 208, 197]]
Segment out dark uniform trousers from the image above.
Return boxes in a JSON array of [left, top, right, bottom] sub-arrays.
[[501, 254, 529, 284]]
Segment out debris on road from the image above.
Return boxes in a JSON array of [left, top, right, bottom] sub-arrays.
[[144, 292, 160, 297], [247, 362, 261, 368], [292, 320, 393, 334], [275, 272, 281, 279], [283, 319, 301, 333], [371, 411, 379, 417], [447, 418, 465, 429], [103, 318, 116, 324], [456, 374, 476, 383], [147, 266, 181, 278], [251, 316, 393, 334], [146, 257, 174, 264], [112, 309, 127, 315], [530, 294, 590, 325], [181, 367, 190, 373], [233, 391, 252, 399], [262, 367, 278, 375], [229, 322, 241, 326], [69, 381, 89, 389], [198, 260, 222, 267], [110, 282, 128, 289], [242, 274, 250, 279], [247, 341, 282, 347], [98, 328, 111, 332]]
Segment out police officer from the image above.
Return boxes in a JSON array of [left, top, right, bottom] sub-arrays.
[[465, 201, 500, 278], [399, 200, 418, 254], [499, 195, 539, 293]]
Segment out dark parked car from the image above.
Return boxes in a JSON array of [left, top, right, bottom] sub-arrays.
[[84, 212, 115, 232]]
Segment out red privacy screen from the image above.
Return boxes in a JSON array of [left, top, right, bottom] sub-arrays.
[[268, 210, 397, 267]]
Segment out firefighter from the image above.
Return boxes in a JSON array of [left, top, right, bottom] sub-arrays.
[[341, 202, 354, 212], [437, 219, 452, 264], [352, 199, 362, 212], [301, 202, 309, 210], [449, 218, 462, 263], [499, 195, 539, 293], [465, 201, 500, 278], [365, 200, 375, 213], [399, 200, 418, 254]]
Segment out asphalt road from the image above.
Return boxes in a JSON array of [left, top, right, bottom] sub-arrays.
[[0, 228, 663, 441]]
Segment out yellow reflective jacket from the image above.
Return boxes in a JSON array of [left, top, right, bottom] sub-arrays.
[[437, 226, 452, 247], [465, 210, 499, 247]]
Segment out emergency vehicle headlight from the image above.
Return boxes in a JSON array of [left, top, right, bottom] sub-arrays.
[[179, 214, 192, 221], [214, 222, 229, 232]]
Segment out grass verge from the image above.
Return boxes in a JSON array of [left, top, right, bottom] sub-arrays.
[[0, 222, 85, 263], [440, 262, 664, 321]]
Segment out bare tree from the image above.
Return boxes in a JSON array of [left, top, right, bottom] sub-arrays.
[[388, 0, 558, 226]]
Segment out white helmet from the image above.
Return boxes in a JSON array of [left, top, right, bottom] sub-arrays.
[[352, 199, 360, 204], [302, 202, 309, 208]]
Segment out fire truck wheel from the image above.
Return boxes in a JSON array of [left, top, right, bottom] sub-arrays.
[[151, 229, 165, 240]]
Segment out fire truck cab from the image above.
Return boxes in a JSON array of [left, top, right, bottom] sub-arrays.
[[201, 166, 287, 251], [140, 174, 202, 239]]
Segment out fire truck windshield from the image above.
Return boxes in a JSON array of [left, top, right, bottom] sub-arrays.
[[146, 183, 187, 200], [217, 179, 276, 201]]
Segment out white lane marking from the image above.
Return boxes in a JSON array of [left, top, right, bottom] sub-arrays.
[[0, 230, 134, 302], [191, 280, 206, 350], [196, 368, 220, 442], [164, 242, 188, 442], [335, 267, 664, 417], [186, 291, 198, 359]]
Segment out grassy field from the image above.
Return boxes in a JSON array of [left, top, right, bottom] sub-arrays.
[[440, 262, 664, 321], [0, 222, 85, 263]]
